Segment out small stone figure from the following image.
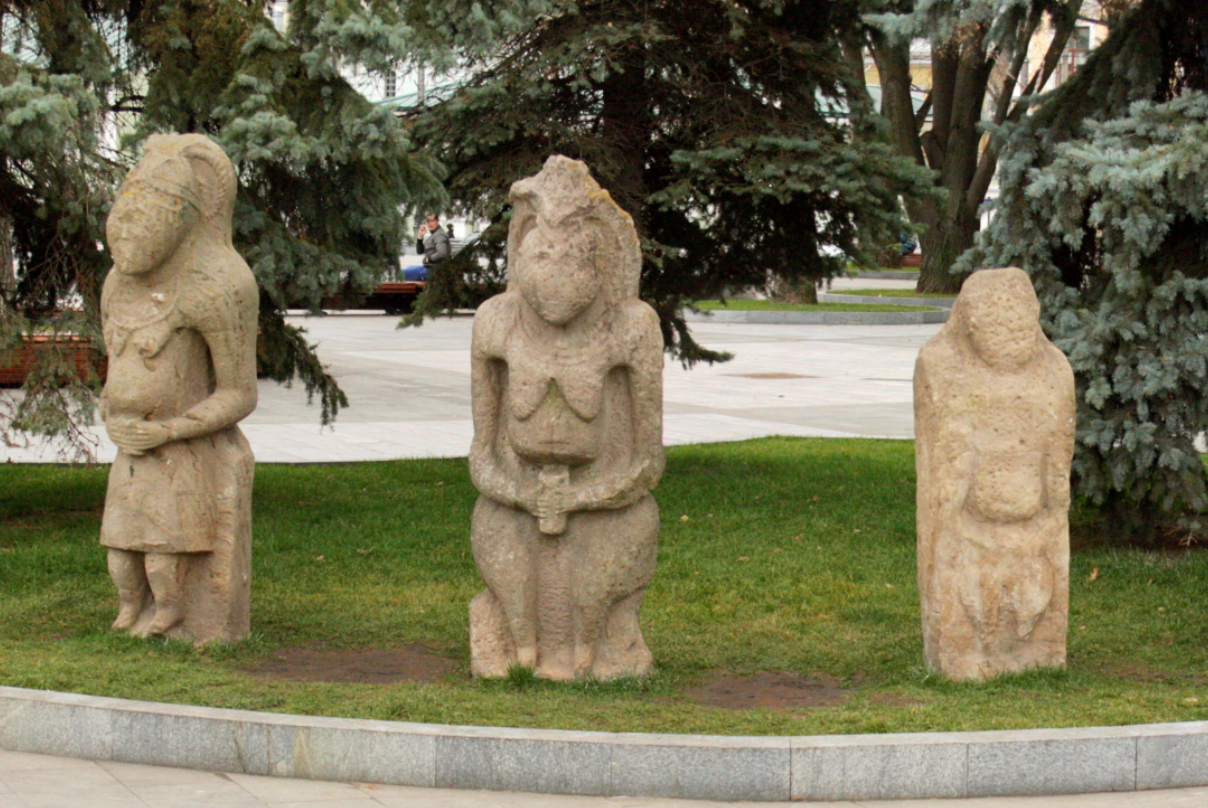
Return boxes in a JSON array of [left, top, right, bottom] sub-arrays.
[[468, 156, 665, 681], [100, 134, 258, 644], [914, 268, 1075, 681]]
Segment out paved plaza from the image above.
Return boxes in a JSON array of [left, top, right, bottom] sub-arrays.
[[0, 749, 1204, 808], [2, 315, 935, 464]]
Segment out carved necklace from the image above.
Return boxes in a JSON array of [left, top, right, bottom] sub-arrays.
[[106, 271, 180, 332]]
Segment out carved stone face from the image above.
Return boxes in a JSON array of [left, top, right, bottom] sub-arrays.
[[962, 279, 1041, 371], [107, 182, 199, 277], [515, 220, 602, 325]]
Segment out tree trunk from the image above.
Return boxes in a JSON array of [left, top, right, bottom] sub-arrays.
[[917, 209, 977, 294], [600, 44, 650, 231], [0, 217, 13, 295]]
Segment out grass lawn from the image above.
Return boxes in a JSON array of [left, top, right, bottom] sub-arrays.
[[693, 299, 938, 313], [2, 437, 1206, 736], [831, 289, 957, 300]]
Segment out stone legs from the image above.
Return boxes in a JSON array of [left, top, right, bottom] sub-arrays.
[[469, 494, 658, 680], [105, 433, 253, 645], [920, 520, 1069, 681]]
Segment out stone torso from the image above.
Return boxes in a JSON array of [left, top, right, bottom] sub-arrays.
[[103, 292, 213, 423], [483, 297, 632, 470]]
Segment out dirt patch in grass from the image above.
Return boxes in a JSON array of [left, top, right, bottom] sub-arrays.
[[248, 644, 460, 684], [686, 672, 850, 710], [1095, 660, 1207, 686]]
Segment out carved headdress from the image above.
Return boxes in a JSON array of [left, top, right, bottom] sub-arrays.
[[506, 155, 641, 305], [124, 134, 238, 244]]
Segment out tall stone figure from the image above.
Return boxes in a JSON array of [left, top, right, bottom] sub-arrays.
[[914, 268, 1075, 681], [468, 156, 665, 681], [100, 134, 258, 644]]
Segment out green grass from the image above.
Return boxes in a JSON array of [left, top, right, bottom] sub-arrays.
[[693, 299, 937, 313], [2, 438, 1207, 736], [832, 288, 957, 299]]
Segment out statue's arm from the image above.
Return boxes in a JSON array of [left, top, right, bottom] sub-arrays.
[[165, 273, 259, 442], [98, 277, 112, 423], [468, 300, 533, 510], [566, 304, 665, 512], [913, 354, 940, 542], [1047, 350, 1077, 511]]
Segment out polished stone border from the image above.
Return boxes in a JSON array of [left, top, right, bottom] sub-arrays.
[[1, 686, 1206, 801], [683, 309, 949, 325], [819, 292, 956, 309]]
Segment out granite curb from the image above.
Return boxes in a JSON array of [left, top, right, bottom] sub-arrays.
[[1, 686, 1206, 802], [818, 292, 956, 309], [851, 270, 920, 280], [683, 309, 949, 325]]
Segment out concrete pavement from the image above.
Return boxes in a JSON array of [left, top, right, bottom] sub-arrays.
[[1, 315, 934, 464], [1, 749, 1204, 807]]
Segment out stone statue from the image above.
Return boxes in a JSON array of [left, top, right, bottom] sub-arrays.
[[914, 268, 1075, 681], [468, 156, 665, 681], [99, 134, 258, 644]]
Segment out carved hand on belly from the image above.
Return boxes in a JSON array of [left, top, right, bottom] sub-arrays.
[[105, 416, 174, 456]]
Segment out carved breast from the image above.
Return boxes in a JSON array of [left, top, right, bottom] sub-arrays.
[[103, 295, 213, 421], [502, 333, 614, 467]]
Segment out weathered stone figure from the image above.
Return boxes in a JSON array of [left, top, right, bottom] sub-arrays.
[[468, 156, 664, 680], [100, 134, 258, 644], [914, 268, 1075, 681]]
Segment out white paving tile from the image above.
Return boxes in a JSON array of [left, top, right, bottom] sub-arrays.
[[1, 316, 939, 465], [222, 771, 372, 803]]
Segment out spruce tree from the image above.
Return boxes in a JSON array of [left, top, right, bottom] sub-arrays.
[[401, 0, 933, 362], [0, 0, 442, 453], [961, 0, 1208, 538]]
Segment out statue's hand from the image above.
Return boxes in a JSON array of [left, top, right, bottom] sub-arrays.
[[535, 466, 574, 535], [106, 417, 175, 455]]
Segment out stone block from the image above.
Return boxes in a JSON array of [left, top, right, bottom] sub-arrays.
[[108, 709, 268, 774], [434, 734, 611, 795], [791, 738, 966, 801], [1137, 732, 1208, 789], [266, 721, 434, 786], [790, 744, 847, 801], [611, 738, 789, 801], [967, 737, 1136, 796], [0, 697, 112, 761]]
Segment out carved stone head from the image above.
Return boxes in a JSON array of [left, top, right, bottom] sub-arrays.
[[955, 268, 1043, 371], [506, 156, 641, 325], [107, 134, 238, 277]]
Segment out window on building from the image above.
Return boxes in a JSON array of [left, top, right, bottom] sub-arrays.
[[1072, 25, 1090, 53], [385, 71, 396, 98]]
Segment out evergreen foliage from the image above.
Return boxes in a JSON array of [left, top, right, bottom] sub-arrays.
[[0, 0, 443, 453], [961, 0, 1208, 537], [401, 0, 932, 362]]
